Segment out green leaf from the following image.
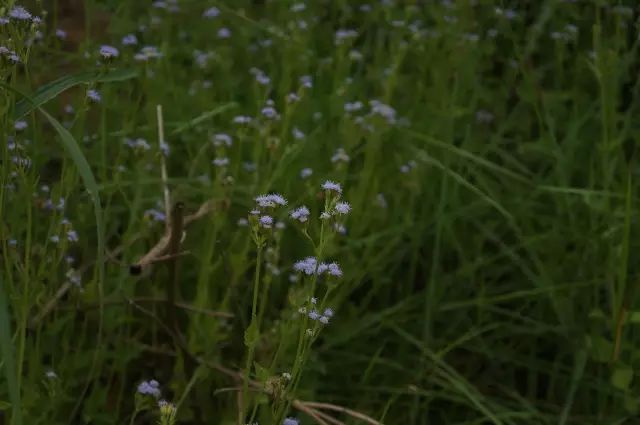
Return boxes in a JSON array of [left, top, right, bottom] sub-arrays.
[[0, 277, 22, 425], [587, 335, 613, 363], [611, 364, 634, 391], [244, 320, 259, 348], [254, 362, 270, 383], [14, 68, 138, 119]]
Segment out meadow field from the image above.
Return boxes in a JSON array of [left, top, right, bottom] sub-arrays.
[[2, 1, 640, 424]]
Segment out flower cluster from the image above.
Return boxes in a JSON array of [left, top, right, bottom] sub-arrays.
[[293, 257, 342, 277], [137, 380, 161, 398]]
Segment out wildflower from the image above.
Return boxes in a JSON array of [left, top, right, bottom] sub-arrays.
[[137, 380, 161, 398], [308, 310, 320, 320], [99, 45, 119, 58], [319, 316, 329, 324], [134, 46, 162, 61], [218, 27, 231, 38], [334, 223, 346, 234], [45, 370, 58, 379], [233, 115, 252, 124], [475, 109, 493, 124], [238, 218, 249, 226], [320, 212, 331, 220], [283, 417, 299, 425], [8, 239, 17, 247], [160, 141, 170, 156], [321, 180, 342, 194], [331, 148, 350, 163], [293, 257, 318, 275], [67, 269, 81, 286], [203, 6, 220, 18], [8, 53, 20, 63], [255, 193, 287, 208], [291, 3, 306, 12], [50, 235, 60, 244], [67, 230, 79, 242], [349, 50, 363, 61], [243, 162, 257, 172], [249, 209, 260, 216], [275, 221, 286, 230], [64, 104, 74, 114], [9, 6, 32, 20], [14, 120, 27, 131], [370, 100, 396, 123], [290, 206, 310, 223], [335, 29, 358, 44], [55, 29, 67, 39], [327, 262, 342, 277], [0, 18, 8, 25], [282, 372, 292, 380], [212, 157, 229, 167], [261, 106, 279, 119], [122, 34, 138, 45], [259, 215, 274, 229], [299, 75, 313, 88], [344, 101, 363, 112], [311, 297, 317, 304], [87, 89, 101, 103], [144, 209, 166, 222], [300, 168, 312, 179], [65, 255, 75, 264], [292, 127, 305, 140], [334, 202, 351, 215], [158, 400, 177, 419], [298, 306, 307, 314], [286, 92, 300, 103], [323, 308, 334, 318], [212, 134, 233, 147]]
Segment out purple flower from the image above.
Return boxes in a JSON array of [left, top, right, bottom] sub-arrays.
[[203, 6, 220, 18], [50, 235, 60, 244], [283, 418, 299, 425], [335, 29, 358, 44], [344, 101, 363, 112], [334, 202, 351, 215], [321, 180, 342, 194], [300, 168, 312, 179], [290, 206, 310, 223], [293, 257, 318, 275], [323, 308, 334, 318], [67, 230, 79, 242], [261, 106, 279, 119], [55, 29, 67, 39], [308, 310, 320, 320], [259, 215, 274, 229], [134, 45, 162, 61], [319, 315, 329, 324], [331, 148, 350, 163], [233, 115, 252, 124], [255, 193, 287, 208], [9, 6, 32, 20], [99, 45, 119, 58], [145, 209, 166, 222], [14, 120, 27, 131], [299, 75, 312, 88], [217, 27, 231, 39], [87, 89, 101, 103], [212, 133, 232, 146], [286, 92, 300, 103], [292, 127, 305, 140], [212, 157, 229, 167], [137, 380, 161, 398], [326, 262, 342, 277], [122, 34, 138, 45]]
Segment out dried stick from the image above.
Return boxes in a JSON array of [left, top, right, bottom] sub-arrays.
[[157, 104, 171, 230], [300, 402, 383, 425]]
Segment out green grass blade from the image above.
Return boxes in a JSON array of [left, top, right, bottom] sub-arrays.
[[14, 68, 138, 119], [36, 108, 105, 419], [170, 102, 237, 136], [0, 276, 22, 425]]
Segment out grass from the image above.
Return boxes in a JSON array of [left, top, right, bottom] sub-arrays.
[[2, 0, 640, 424]]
